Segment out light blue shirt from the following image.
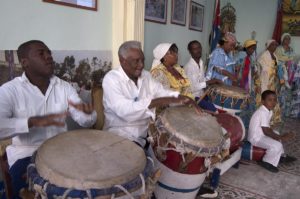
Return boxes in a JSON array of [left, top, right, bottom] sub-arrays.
[[206, 47, 236, 85]]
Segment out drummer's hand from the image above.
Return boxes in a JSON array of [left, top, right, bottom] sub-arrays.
[[28, 112, 67, 128], [178, 95, 202, 114], [68, 100, 94, 114], [206, 78, 223, 85]]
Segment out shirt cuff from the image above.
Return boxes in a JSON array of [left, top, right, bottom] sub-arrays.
[[15, 118, 29, 133]]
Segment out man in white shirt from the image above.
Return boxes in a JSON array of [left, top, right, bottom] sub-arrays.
[[0, 40, 97, 198], [184, 40, 221, 112], [103, 41, 200, 148], [248, 90, 296, 173]]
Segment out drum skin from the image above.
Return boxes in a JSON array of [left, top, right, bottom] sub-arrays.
[[215, 113, 245, 153]]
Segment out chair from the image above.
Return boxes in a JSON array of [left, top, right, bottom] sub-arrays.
[[0, 139, 13, 199], [0, 139, 34, 199], [91, 85, 105, 130]]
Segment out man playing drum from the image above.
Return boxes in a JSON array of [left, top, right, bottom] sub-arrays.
[[206, 32, 238, 86], [102, 40, 200, 149], [0, 40, 97, 199], [184, 40, 222, 112]]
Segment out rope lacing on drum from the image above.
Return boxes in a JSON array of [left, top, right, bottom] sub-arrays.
[[205, 158, 212, 176], [147, 156, 154, 168], [27, 163, 35, 191], [86, 189, 93, 199], [156, 133, 187, 162], [139, 173, 146, 194], [42, 182, 49, 198], [60, 188, 72, 199], [113, 185, 134, 199]]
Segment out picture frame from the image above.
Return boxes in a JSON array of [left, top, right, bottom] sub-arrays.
[[171, 0, 187, 26], [145, 0, 168, 24], [43, 0, 97, 11], [189, 1, 204, 32]]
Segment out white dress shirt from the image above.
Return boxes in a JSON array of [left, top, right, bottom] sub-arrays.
[[184, 58, 207, 97], [248, 105, 273, 143], [0, 73, 97, 167], [103, 66, 179, 146]]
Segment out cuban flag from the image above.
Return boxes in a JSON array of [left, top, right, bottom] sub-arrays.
[[210, 0, 221, 52]]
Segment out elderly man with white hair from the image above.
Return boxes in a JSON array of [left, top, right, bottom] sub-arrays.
[[102, 40, 199, 149]]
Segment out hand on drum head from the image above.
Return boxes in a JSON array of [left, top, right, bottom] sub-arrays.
[[281, 131, 296, 142], [68, 100, 94, 114], [28, 112, 67, 128], [178, 95, 203, 115]]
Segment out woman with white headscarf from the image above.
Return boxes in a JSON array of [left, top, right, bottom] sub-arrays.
[[275, 33, 299, 118], [151, 43, 194, 99], [257, 39, 281, 124]]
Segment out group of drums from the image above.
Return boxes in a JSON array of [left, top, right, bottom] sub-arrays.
[[27, 84, 249, 199]]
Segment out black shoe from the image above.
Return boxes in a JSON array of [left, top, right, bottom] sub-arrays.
[[257, 161, 279, 173], [197, 186, 218, 198], [280, 155, 297, 164]]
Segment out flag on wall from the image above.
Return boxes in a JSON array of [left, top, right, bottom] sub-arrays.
[[272, 0, 283, 43], [210, 0, 221, 52]]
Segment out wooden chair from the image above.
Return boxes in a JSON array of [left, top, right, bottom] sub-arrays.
[[91, 85, 105, 130], [0, 139, 13, 199], [0, 139, 34, 199]]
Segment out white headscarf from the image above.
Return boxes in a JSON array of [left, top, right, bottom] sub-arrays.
[[152, 43, 172, 69], [265, 39, 276, 49], [281, 33, 291, 44]]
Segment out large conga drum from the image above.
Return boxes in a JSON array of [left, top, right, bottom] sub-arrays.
[[214, 113, 245, 153], [207, 84, 249, 114], [149, 106, 225, 199], [28, 129, 155, 198]]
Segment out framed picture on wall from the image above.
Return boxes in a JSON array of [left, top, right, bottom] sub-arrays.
[[43, 0, 97, 11], [171, 0, 187, 26], [189, 1, 204, 32], [145, 0, 168, 24]]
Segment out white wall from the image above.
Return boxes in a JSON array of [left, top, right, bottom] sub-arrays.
[[0, 0, 112, 51], [221, 0, 300, 55], [144, 0, 215, 70]]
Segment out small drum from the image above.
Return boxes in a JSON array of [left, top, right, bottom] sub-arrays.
[[215, 113, 246, 153], [28, 129, 154, 198], [207, 84, 250, 114], [149, 106, 225, 199]]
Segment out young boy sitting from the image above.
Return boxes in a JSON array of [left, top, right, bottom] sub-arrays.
[[248, 90, 297, 173]]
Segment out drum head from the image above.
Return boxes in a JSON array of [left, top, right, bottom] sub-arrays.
[[35, 130, 146, 190], [158, 106, 224, 155], [209, 84, 249, 99]]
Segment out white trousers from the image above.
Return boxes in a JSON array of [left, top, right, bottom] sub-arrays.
[[251, 135, 284, 167]]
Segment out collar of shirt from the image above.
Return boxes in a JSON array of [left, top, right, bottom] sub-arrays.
[[189, 57, 203, 68], [20, 72, 58, 86], [261, 105, 273, 114], [117, 66, 146, 89]]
